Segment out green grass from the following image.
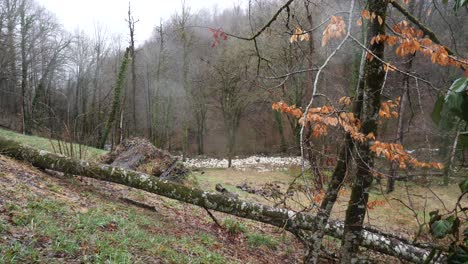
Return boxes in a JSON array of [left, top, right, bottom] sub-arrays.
[[0, 195, 232, 264], [246, 233, 280, 250], [0, 128, 106, 160], [223, 218, 247, 235]]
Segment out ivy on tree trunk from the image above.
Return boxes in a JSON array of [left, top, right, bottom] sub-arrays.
[[99, 48, 130, 149]]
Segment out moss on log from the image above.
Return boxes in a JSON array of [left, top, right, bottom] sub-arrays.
[[0, 136, 444, 263]]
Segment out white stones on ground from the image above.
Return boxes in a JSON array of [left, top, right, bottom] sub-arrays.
[[183, 155, 309, 171]]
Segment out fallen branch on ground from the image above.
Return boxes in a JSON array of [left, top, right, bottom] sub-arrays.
[[0, 136, 445, 263]]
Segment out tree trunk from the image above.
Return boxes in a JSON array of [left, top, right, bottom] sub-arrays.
[[387, 0, 417, 194], [0, 136, 444, 263], [127, 3, 138, 134], [145, 64, 153, 140], [20, 0, 30, 135], [301, 48, 366, 264], [196, 111, 205, 155], [444, 129, 460, 186], [387, 81, 409, 193], [304, 124, 323, 191], [99, 48, 130, 149], [273, 111, 287, 153], [340, 1, 387, 263], [227, 126, 235, 168]]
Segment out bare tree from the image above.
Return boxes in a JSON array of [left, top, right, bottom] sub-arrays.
[[126, 2, 138, 133], [174, 0, 193, 160], [212, 45, 255, 167]]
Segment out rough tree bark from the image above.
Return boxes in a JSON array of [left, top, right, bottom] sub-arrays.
[[340, 0, 388, 263], [0, 136, 444, 263]]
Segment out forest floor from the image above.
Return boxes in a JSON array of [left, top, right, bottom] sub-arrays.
[[0, 129, 465, 263], [0, 154, 304, 263]]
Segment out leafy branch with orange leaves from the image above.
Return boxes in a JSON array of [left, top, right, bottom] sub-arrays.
[[366, 20, 468, 70], [272, 99, 444, 171]]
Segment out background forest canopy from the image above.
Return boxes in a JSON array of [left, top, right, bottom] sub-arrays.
[[0, 0, 466, 162]]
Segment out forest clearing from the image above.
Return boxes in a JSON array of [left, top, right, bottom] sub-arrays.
[[0, 0, 467, 263]]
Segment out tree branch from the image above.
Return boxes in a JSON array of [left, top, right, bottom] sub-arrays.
[[225, 0, 296, 41], [390, 0, 452, 55]]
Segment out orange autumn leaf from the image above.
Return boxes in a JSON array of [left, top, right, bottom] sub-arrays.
[[322, 16, 346, 47], [312, 124, 328, 138], [379, 99, 400, 119], [339, 96, 352, 106], [378, 16, 383, 26], [313, 191, 325, 204], [366, 132, 376, 141], [290, 27, 310, 43], [370, 141, 444, 170], [361, 9, 371, 20], [367, 200, 386, 210], [384, 63, 397, 72], [357, 17, 363, 26], [388, 20, 467, 69]]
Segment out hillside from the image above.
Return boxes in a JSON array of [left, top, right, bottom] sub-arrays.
[[0, 153, 304, 263]]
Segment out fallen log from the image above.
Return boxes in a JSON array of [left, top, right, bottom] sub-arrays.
[[0, 137, 444, 263]]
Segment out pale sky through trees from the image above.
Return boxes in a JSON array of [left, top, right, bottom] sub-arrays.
[[35, 0, 244, 45]]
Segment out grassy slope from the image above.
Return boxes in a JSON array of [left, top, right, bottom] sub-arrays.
[[0, 128, 106, 160], [0, 155, 302, 263], [0, 130, 302, 263]]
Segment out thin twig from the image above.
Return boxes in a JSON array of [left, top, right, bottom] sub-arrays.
[[299, 1, 355, 200], [204, 208, 222, 228]]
